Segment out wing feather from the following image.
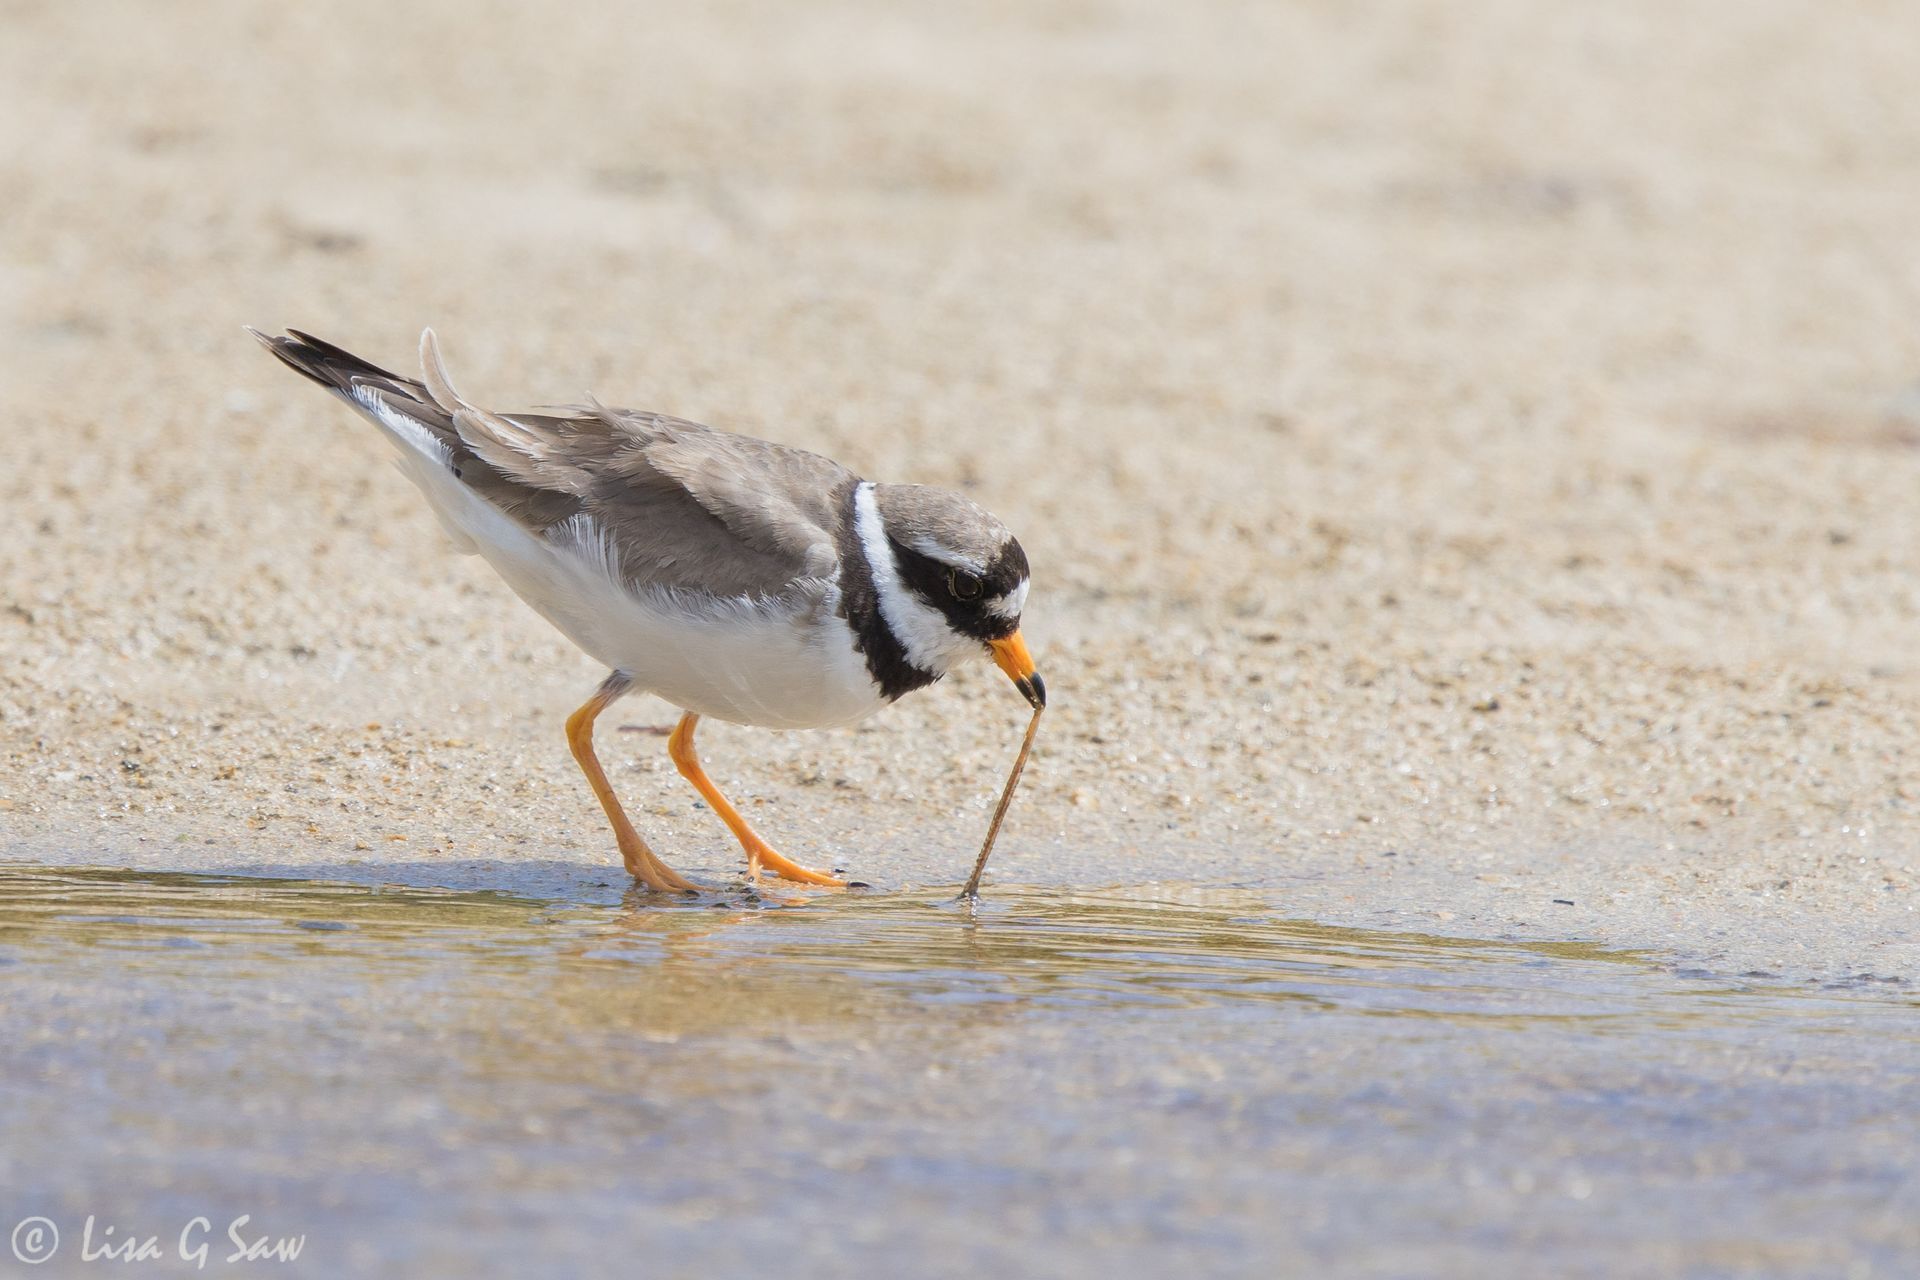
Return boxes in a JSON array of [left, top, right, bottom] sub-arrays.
[[257, 327, 855, 599]]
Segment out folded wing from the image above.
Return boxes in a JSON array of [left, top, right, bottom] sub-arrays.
[[252, 328, 856, 601]]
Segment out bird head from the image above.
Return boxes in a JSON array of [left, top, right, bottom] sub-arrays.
[[859, 483, 1045, 710]]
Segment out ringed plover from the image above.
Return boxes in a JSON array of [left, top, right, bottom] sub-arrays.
[[249, 328, 1045, 891]]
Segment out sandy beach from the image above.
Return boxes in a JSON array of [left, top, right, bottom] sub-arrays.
[[7, 0, 1919, 980]]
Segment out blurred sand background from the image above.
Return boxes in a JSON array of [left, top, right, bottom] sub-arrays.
[[3, 0, 1919, 979]]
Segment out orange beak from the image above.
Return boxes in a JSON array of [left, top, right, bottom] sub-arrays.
[[988, 630, 1046, 710]]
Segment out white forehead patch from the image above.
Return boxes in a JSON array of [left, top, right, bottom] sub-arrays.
[[985, 577, 1030, 620]]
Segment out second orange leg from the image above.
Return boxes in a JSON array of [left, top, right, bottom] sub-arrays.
[[667, 712, 844, 887]]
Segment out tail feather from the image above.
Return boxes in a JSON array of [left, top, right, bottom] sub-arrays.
[[247, 326, 462, 457], [245, 326, 426, 400], [248, 326, 585, 542]]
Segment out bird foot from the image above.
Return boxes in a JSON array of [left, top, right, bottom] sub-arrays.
[[620, 844, 698, 893], [744, 841, 844, 887]]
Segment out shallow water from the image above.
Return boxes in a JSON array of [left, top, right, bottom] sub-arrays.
[[1, 866, 1915, 1278]]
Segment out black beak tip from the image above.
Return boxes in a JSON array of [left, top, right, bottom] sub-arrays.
[[1018, 673, 1047, 710]]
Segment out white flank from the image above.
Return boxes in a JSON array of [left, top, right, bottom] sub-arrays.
[[852, 481, 985, 676], [348, 385, 477, 554], [342, 390, 882, 730]]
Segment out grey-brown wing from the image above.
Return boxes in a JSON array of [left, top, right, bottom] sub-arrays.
[[260, 328, 851, 600], [413, 332, 856, 598], [460, 402, 854, 599], [629, 424, 851, 576]]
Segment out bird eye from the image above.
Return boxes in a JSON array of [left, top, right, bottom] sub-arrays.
[[948, 568, 982, 600]]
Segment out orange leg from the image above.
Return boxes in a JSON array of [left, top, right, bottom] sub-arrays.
[[566, 673, 697, 892], [666, 712, 844, 886]]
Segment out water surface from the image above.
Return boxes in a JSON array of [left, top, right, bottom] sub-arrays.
[[1, 866, 1914, 1278]]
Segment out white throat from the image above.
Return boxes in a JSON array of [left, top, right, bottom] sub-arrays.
[[852, 482, 985, 677]]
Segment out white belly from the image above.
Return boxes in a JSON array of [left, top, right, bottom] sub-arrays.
[[370, 417, 884, 729], [503, 517, 883, 729], [586, 585, 881, 729]]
